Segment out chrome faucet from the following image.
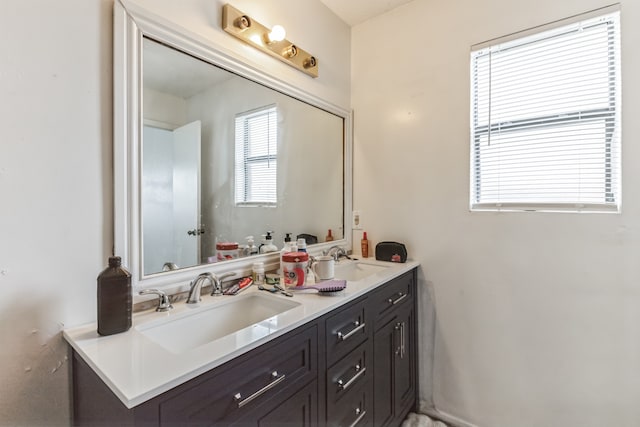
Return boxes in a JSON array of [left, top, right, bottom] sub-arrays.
[[186, 271, 239, 304], [325, 245, 351, 262], [187, 273, 213, 304]]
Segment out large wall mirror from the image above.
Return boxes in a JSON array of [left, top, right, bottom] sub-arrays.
[[114, 1, 352, 290]]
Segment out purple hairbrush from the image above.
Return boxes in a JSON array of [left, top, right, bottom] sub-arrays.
[[294, 279, 347, 293]]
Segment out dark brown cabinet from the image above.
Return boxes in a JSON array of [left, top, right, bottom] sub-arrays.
[[371, 271, 416, 427], [72, 268, 417, 427]]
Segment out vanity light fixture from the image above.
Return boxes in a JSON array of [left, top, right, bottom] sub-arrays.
[[222, 4, 319, 78]]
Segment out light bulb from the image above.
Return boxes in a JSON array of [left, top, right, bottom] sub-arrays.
[[267, 25, 286, 43]]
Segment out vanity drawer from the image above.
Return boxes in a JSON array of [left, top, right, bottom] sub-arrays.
[[157, 324, 317, 426], [326, 340, 372, 410], [325, 298, 368, 366], [326, 378, 371, 427], [370, 271, 414, 324]]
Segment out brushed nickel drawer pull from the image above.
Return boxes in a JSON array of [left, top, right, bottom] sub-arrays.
[[234, 371, 286, 408], [400, 321, 406, 359], [337, 321, 365, 341], [387, 292, 407, 305], [348, 408, 367, 427], [337, 365, 366, 390]]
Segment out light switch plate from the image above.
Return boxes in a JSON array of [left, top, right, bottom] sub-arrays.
[[352, 210, 363, 230]]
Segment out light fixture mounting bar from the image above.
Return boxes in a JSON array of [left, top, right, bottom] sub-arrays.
[[222, 4, 319, 78]]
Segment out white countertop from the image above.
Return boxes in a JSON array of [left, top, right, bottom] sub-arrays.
[[63, 259, 419, 409]]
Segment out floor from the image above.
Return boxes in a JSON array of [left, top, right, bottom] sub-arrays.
[[402, 412, 449, 427]]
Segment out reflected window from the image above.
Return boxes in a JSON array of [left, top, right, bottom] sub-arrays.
[[234, 105, 278, 206]]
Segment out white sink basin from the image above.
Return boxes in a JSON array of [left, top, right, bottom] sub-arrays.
[[334, 261, 390, 282], [137, 293, 300, 354]]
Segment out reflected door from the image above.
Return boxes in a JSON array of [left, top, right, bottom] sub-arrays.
[[142, 121, 201, 274]]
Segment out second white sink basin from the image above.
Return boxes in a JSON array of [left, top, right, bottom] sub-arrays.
[[334, 261, 390, 282], [137, 292, 300, 354]]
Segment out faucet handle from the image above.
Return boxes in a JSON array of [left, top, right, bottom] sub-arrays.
[[210, 271, 238, 296], [139, 289, 173, 312]]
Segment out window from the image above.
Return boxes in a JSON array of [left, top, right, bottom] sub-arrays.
[[234, 105, 278, 206], [470, 7, 621, 212]]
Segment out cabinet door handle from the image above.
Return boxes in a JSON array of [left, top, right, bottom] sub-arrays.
[[394, 323, 402, 356], [387, 292, 407, 306], [348, 408, 367, 427], [337, 321, 365, 341], [233, 371, 286, 408], [400, 321, 406, 359], [337, 365, 366, 391]]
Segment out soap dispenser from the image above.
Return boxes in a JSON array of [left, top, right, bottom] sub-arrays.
[[283, 233, 297, 252], [260, 231, 278, 254]]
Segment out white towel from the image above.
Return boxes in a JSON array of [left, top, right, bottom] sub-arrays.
[[401, 412, 449, 427]]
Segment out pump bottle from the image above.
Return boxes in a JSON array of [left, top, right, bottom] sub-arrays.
[[260, 231, 278, 253]]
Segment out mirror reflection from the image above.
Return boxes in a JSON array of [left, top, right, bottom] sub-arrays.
[[142, 38, 344, 276]]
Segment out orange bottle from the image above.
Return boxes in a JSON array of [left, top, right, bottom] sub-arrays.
[[325, 229, 334, 242], [361, 231, 369, 258]]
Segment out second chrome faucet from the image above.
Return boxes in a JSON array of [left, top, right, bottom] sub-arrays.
[[186, 272, 237, 304]]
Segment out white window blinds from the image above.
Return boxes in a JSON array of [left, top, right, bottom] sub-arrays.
[[234, 105, 278, 205], [470, 7, 621, 212]]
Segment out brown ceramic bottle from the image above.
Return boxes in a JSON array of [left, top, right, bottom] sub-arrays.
[[97, 256, 132, 336]]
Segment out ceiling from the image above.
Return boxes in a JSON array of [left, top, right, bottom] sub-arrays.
[[319, 0, 415, 26]]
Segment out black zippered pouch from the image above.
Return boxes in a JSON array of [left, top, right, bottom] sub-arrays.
[[375, 241, 407, 263]]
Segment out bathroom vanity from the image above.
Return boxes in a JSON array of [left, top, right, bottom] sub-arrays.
[[72, 2, 423, 425], [65, 261, 419, 426]]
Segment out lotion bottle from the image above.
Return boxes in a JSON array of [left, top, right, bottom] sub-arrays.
[[361, 231, 369, 258]]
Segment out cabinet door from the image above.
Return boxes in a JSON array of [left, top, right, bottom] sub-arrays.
[[372, 317, 397, 427], [372, 306, 415, 427], [254, 380, 318, 427], [394, 307, 415, 420]]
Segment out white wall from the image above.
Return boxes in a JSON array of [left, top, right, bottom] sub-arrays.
[[0, 0, 349, 425], [352, 1, 640, 426]]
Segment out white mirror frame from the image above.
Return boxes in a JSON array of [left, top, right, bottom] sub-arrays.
[[113, 0, 353, 292]]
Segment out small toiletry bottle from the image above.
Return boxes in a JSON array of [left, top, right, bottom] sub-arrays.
[[252, 262, 265, 285], [361, 231, 369, 258], [281, 234, 295, 275], [97, 256, 132, 336], [325, 229, 334, 242], [283, 233, 295, 252], [297, 238, 307, 253], [260, 231, 278, 253], [244, 236, 258, 257]]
